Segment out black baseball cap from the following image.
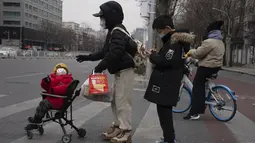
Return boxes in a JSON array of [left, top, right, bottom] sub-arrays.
[[93, 10, 103, 17]]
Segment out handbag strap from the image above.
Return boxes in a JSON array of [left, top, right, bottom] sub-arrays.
[[111, 27, 136, 62]]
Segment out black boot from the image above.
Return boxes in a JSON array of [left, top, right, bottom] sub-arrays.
[[28, 116, 42, 124], [25, 124, 39, 130]]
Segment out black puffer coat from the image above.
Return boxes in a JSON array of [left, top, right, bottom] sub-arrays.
[[144, 32, 194, 106], [88, 1, 135, 74]]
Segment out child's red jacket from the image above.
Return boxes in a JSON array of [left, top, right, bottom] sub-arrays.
[[41, 73, 73, 109]]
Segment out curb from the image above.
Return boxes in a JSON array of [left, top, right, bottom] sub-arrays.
[[222, 67, 255, 76]]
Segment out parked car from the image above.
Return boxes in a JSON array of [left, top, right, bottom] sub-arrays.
[[0, 47, 17, 59], [64, 53, 73, 58]]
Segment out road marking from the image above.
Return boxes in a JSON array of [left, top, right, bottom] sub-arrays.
[[11, 102, 110, 143], [5, 73, 44, 79], [133, 88, 146, 92], [0, 94, 8, 98], [0, 96, 87, 120], [225, 111, 255, 142], [133, 103, 162, 142], [0, 97, 41, 119]]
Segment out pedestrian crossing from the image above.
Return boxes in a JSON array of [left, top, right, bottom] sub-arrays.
[[0, 90, 255, 143], [0, 59, 255, 143]]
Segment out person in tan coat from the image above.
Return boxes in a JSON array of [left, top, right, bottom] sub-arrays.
[[184, 20, 225, 120]]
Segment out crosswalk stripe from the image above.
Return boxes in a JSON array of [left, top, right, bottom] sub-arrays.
[[133, 103, 162, 143], [0, 94, 8, 98], [0, 97, 41, 119], [225, 111, 255, 142], [11, 102, 110, 143]]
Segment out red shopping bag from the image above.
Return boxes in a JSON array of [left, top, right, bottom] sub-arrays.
[[88, 73, 109, 95]]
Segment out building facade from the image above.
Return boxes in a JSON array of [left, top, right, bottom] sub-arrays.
[[131, 28, 147, 43], [63, 22, 80, 33], [0, 0, 63, 49]]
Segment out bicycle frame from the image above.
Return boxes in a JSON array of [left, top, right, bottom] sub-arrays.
[[181, 69, 222, 106]]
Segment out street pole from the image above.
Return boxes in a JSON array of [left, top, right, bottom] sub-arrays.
[[19, 26, 22, 49], [146, 0, 156, 78], [227, 18, 232, 67], [212, 8, 232, 67]]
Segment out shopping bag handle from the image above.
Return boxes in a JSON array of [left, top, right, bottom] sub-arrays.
[[91, 70, 105, 75]]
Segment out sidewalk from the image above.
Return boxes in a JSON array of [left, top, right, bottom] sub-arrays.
[[222, 66, 255, 76]]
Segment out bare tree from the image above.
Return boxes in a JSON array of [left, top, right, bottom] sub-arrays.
[[175, 0, 255, 44], [40, 20, 77, 51]]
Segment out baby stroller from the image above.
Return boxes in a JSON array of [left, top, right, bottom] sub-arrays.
[[24, 80, 86, 143]]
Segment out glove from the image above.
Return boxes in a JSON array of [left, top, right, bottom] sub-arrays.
[[93, 68, 102, 74], [185, 50, 191, 58], [43, 76, 51, 83], [76, 55, 90, 63]]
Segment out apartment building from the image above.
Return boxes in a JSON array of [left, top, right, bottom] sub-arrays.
[[63, 22, 80, 33], [0, 0, 63, 48]]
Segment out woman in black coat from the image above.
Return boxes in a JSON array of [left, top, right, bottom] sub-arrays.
[[144, 15, 194, 143]]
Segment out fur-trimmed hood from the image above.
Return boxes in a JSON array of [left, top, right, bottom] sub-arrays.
[[171, 32, 196, 44]]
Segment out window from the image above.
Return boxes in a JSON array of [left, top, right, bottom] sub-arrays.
[[3, 20, 21, 25], [33, 24, 37, 29], [33, 7, 38, 13], [3, 2, 20, 7], [33, 15, 38, 20], [3, 11, 21, 16], [32, 0, 38, 3]]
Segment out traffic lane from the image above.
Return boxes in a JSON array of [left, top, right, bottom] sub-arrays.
[[214, 74, 255, 122], [0, 60, 98, 108], [219, 70, 255, 85], [0, 96, 91, 143], [191, 69, 255, 122], [0, 59, 63, 79]]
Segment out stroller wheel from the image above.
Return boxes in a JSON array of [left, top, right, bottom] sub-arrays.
[[38, 126, 44, 135], [61, 134, 72, 143], [77, 128, 86, 137], [26, 130, 33, 139]]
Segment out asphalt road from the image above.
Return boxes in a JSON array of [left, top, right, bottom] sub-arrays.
[[0, 59, 254, 143]]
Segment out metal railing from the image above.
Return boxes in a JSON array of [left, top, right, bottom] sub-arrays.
[[1, 50, 90, 60]]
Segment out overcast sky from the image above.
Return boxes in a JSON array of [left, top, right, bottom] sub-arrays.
[[62, 0, 145, 32]]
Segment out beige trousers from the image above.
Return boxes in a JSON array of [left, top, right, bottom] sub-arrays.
[[111, 68, 134, 130]]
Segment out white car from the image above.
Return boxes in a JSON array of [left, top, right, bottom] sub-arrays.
[[0, 47, 17, 59]]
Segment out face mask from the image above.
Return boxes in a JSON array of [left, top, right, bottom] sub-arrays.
[[158, 33, 165, 38], [56, 68, 67, 76], [100, 18, 106, 28]]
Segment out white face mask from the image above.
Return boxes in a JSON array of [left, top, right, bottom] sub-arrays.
[[100, 18, 106, 28], [56, 68, 67, 76], [158, 33, 165, 38]]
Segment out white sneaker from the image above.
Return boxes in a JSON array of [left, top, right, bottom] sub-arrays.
[[190, 114, 200, 120]]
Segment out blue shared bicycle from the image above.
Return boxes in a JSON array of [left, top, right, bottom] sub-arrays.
[[173, 58, 237, 122]]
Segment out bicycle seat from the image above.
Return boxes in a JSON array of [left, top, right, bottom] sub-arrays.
[[207, 73, 218, 80]]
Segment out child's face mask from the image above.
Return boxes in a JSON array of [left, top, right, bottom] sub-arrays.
[[56, 68, 67, 76]]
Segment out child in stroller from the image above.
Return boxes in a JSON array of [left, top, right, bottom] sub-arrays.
[[24, 63, 86, 142], [26, 63, 73, 126]]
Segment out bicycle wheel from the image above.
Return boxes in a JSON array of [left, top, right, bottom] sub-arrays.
[[173, 85, 192, 113], [207, 85, 237, 122]]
